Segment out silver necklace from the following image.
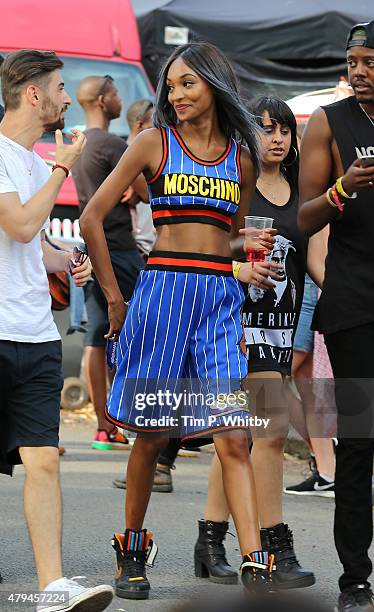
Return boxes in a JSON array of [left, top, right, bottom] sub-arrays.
[[4, 138, 35, 175], [359, 103, 374, 128]]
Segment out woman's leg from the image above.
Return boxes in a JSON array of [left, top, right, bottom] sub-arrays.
[[292, 349, 336, 483], [249, 371, 285, 528], [213, 430, 260, 555], [203, 372, 286, 534], [287, 350, 313, 442], [125, 434, 170, 529], [194, 451, 237, 584], [204, 452, 230, 523], [310, 438, 335, 479], [249, 370, 315, 588]]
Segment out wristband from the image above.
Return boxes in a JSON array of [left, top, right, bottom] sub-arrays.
[[52, 164, 69, 178], [233, 261, 242, 279], [335, 177, 350, 199], [335, 177, 357, 200], [326, 188, 337, 208], [331, 185, 345, 212]]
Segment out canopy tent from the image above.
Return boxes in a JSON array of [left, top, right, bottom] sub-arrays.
[[132, 0, 373, 98]]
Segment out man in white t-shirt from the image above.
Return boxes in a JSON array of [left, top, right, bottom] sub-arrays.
[[0, 50, 113, 611]]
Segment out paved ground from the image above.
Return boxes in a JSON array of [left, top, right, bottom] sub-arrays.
[[0, 422, 365, 611]]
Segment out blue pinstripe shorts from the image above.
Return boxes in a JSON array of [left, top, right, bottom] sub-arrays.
[[106, 252, 249, 439]]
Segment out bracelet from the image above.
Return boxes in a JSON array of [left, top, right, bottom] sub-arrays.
[[233, 261, 242, 279], [335, 177, 357, 200], [326, 188, 337, 208], [331, 185, 345, 212], [335, 177, 350, 199], [52, 164, 69, 178]]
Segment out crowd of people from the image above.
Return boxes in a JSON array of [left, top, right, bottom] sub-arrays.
[[1, 18, 374, 612]]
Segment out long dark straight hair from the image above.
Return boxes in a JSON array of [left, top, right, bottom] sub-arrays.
[[249, 96, 299, 194], [153, 42, 261, 176]]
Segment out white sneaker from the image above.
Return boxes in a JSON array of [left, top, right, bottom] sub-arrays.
[[177, 446, 201, 458], [37, 576, 113, 611]]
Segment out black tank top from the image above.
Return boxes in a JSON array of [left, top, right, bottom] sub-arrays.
[[312, 96, 374, 334], [242, 187, 307, 374]]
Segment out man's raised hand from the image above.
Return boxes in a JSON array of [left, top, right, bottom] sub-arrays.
[[55, 128, 86, 170]]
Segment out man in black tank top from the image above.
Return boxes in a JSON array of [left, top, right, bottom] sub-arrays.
[[298, 21, 374, 612]]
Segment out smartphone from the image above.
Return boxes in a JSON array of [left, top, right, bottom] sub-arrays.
[[106, 339, 118, 370], [360, 155, 374, 167]]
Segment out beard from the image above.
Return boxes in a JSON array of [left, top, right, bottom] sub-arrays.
[[352, 84, 374, 105], [41, 96, 67, 132]]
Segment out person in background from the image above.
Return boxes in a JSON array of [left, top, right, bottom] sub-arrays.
[[285, 270, 336, 498], [196, 96, 315, 591], [0, 49, 113, 611], [113, 99, 199, 494], [113, 99, 178, 492], [126, 99, 156, 258], [298, 20, 374, 611], [71, 76, 147, 451]]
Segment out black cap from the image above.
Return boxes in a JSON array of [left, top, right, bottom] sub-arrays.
[[346, 21, 374, 50]]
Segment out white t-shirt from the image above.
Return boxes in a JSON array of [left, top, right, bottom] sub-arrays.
[[0, 133, 60, 343]]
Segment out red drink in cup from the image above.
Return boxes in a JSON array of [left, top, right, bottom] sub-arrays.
[[246, 246, 267, 263], [244, 216, 274, 263]]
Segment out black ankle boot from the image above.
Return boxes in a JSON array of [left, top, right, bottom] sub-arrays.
[[194, 519, 238, 584], [260, 523, 315, 589], [112, 529, 157, 599], [240, 550, 276, 593]]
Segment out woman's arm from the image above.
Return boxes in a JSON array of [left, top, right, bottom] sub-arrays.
[[307, 226, 329, 289], [230, 146, 256, 259], [231, 146, 279, 286], [80, 128, 162, 339]]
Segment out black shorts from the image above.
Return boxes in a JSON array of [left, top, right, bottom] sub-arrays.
[[0, 340, 63, 473], [84, 249, 145, 348]]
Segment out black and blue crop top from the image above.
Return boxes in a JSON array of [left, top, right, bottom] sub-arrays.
[[147, 126, 242, 232]]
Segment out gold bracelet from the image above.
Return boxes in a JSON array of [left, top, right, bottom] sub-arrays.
[[233, 261, 242, 279], [335, 176, 350, 199], [326, 187, 337, 208]]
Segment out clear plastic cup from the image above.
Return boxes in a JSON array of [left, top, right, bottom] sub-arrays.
[[244, 216, 274, 263]]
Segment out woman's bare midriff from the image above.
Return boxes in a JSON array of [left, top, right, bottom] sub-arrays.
[[153, 223, 232, 257]]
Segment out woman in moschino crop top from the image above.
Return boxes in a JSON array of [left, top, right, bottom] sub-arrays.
[[147, 126, 242, 232], [80, 42, 282, 594]]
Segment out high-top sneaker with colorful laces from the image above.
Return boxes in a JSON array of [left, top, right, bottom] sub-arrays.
[[112, 529, 157, 600], [260, 523, 315, 589], [240, 551, 276, 593]]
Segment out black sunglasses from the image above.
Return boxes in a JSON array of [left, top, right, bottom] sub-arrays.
[[97, 74, 114, 97]]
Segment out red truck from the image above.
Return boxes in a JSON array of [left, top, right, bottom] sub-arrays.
[[1, 0, 153, 233]]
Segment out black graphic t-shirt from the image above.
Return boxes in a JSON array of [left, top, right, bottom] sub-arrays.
[[242, 187, 307, 375]]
